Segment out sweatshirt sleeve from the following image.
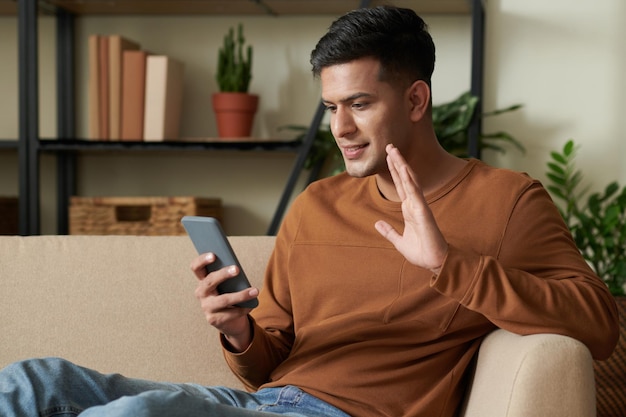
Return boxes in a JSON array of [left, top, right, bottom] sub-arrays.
[[431, 182, 619, 360], [221, 316, 292, 391], [221, 197, 302, 389]]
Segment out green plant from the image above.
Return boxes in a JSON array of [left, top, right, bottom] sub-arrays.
[[283, 91, 524, 176], [281, 124, 344, 176], [433, 91, 524, 157], [546, 139, 626, 295], [216, 24, 253, 92]]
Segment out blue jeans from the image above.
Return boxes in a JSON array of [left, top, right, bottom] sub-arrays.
[[0, 358, 351, 417]]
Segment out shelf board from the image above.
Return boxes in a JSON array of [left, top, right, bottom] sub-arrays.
[[0, 140, 18, 150], [264, 1, 470, 15], [0, 0, 471, 16], [44, 0, 269, 15], [38, 138, 302, 152]]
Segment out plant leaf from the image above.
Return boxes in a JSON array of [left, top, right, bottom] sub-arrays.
[[550, 151, 567, 165], [547, 162, 565, 176]]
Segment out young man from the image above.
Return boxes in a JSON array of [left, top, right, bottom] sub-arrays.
[[0, 6, 618, 417]]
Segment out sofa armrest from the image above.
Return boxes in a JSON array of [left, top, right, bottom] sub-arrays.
[[460, 329, 595, 417]]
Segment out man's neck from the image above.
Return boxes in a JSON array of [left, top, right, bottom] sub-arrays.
[[376, 149, 467, 203]]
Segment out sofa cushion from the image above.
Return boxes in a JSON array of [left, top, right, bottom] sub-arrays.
[[0, 235, 274, 387]]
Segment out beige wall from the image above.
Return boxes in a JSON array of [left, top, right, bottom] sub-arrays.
[[1, 0, 624, 234], [482, 0, 626, 187]]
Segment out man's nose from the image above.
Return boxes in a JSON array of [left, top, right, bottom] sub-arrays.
[[331, 107, 356, 139]]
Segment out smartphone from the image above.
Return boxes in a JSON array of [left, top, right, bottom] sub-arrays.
[[181, 216, 258, 309]]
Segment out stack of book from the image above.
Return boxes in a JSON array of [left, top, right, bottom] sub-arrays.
[[88, 35, 185, 141]]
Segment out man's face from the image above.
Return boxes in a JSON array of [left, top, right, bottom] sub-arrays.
[[320, 57, 414, 178]]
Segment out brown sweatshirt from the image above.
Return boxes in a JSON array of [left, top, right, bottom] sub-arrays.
[[224, 159, 618, 417]]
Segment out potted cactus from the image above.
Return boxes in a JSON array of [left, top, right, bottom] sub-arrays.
[[212, 24, 258, 138]]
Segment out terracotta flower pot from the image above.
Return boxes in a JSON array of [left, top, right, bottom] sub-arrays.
[[212, 92, 259, 138]]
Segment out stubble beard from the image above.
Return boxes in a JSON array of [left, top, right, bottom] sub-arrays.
[[344, 156, 388, 179]]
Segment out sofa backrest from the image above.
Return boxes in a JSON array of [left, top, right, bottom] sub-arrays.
[[0, 235, 275, 387], [1, 235, 598, 416]]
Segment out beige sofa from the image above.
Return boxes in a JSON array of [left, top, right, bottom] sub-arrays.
[[0, 235, 596, 416]]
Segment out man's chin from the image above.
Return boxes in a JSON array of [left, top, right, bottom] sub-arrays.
[[344, 164, 374, 178]]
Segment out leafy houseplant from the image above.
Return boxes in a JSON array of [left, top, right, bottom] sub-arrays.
[[547, 140, 626, 417], [546, 139, 626, 295], [280, 124, 344, 177], [212, 24, 258, 138], [284, 91, 524, 178], [433, 92, 524, 157]]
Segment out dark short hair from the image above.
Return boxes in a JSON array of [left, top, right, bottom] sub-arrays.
[[310, 6, 435, 88]]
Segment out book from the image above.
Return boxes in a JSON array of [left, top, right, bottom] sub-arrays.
[[98, 36, 110, 140], [108, 35, 140, 140], [88, 34, 101, 140], [120, 50, 149, 141], [143, 55, 185, 141]]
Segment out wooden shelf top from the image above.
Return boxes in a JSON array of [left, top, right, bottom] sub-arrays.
[[37, 138, 302, 152], [0, 0, 471, 16]]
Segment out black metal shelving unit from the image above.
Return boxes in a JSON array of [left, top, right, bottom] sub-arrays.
[[18, 0, 40, 235], [13, 0, 485, 236]]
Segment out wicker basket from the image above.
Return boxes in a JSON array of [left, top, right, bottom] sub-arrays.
[[69, 196, 222, 236], [594, 296, 626, 417], [0, 197, 19, 235]]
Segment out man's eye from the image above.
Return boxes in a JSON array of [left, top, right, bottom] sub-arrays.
[[324, 105, 337, 113], [352, 102, 367, 109]]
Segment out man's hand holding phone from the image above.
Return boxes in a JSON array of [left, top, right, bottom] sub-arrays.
[[190, 252, 258, 352], [183, 216, 260, 352]]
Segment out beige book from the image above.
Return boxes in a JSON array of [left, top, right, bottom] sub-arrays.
[[143, 55, 185, 141]]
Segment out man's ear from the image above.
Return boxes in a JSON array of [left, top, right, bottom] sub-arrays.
[[407, 80, 431, 122]]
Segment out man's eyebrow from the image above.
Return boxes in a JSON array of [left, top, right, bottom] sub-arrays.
[[322, 92, 374, 105]]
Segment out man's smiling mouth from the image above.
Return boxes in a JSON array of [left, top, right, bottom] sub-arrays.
[[342, 144, 369, 159]]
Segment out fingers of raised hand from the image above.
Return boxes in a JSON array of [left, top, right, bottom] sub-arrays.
[[385, 144, 424, 206], [374, 219, 402, 247], [399, 164, 420, 200], [386, 145, 406, 200]]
